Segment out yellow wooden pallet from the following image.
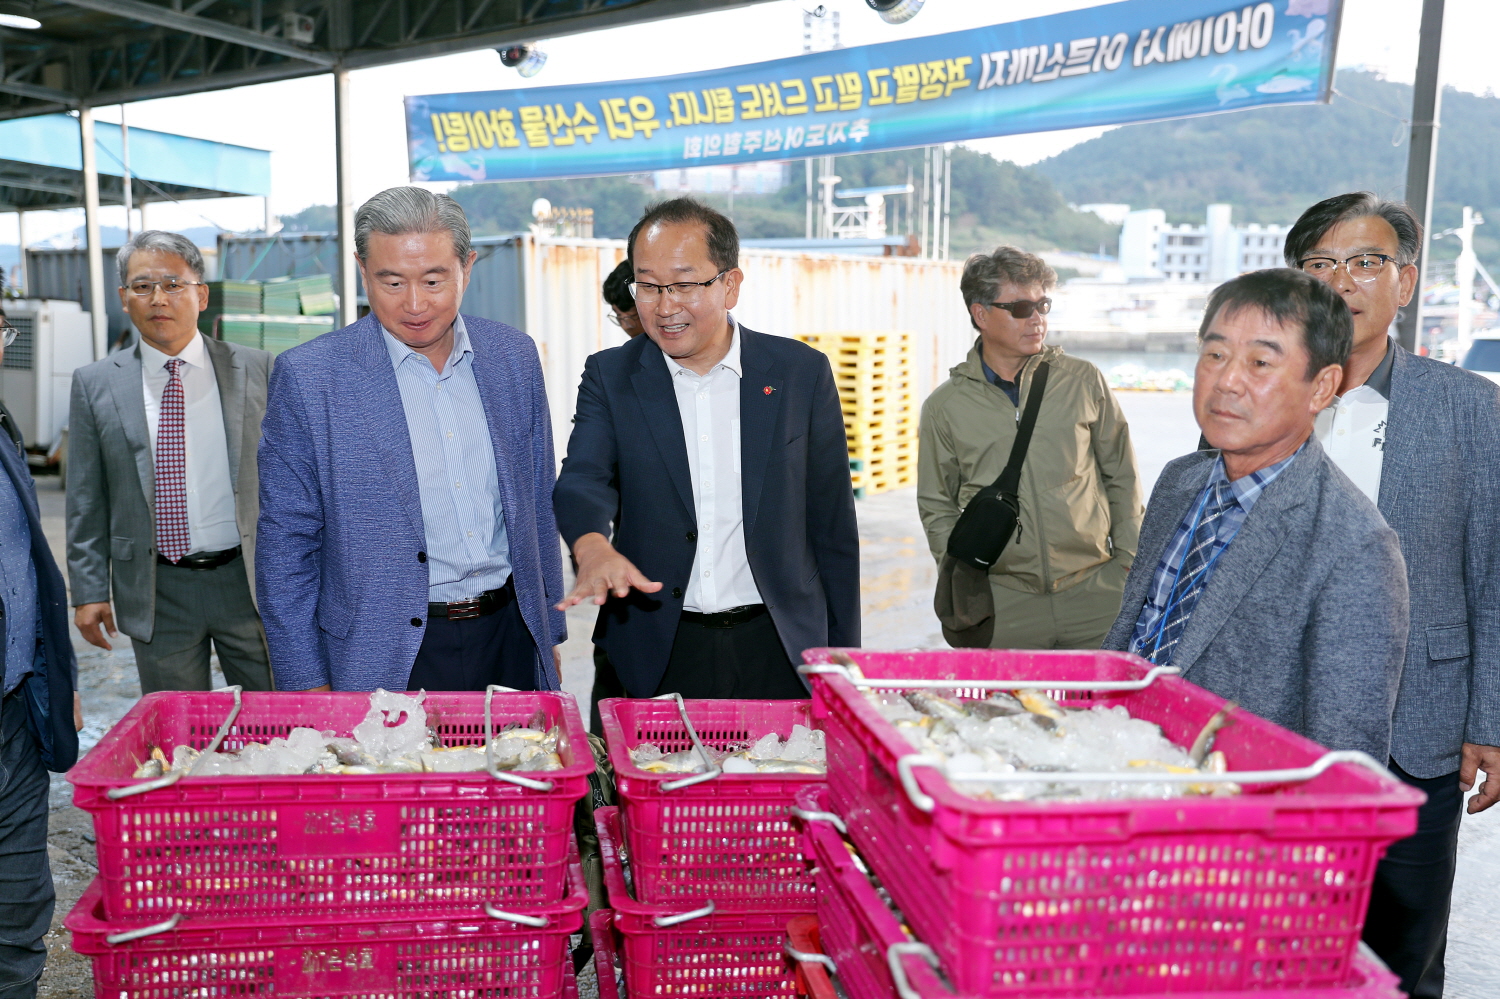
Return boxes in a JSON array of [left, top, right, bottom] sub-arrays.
[[798, 332, 912, 350]]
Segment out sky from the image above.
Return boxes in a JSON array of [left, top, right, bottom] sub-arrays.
[[3, 0, 1492, 246]]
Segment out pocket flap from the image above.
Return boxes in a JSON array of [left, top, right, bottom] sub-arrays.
[[316, 599, 355, 639], [110, 537, 134, 561], [1427, 623, 1470, 661]]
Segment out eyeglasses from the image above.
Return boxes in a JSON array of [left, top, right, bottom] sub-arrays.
[[0, 323, 17, 347], [990, 297, 1052, 319], [124, 279, 205, 297], [605, 310, 639, 328], [629, 271, 728, 304], [1297, 254, 1396, 284]]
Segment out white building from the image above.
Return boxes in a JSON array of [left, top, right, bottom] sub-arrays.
[[1119, 204, 1289, 283]]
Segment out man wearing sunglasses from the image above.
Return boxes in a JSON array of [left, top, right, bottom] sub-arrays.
[[554, 197, 857, 717], [919, 246, 1141, 649], [1284, 192, 1500, 999], [66, 231, 274, 696]]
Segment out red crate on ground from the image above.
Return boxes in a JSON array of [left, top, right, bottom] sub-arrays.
[[69, 688, 592, 921], [66, 841, 588, 999], [795, 786, 1405, 999], [801, 648, 1423, 996], [596, 806, 800, 998], [600, 696, 821, 909]]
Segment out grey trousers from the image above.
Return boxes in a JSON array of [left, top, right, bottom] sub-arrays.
[[130, 554, 274, 693], [0, 691, 51, 999]]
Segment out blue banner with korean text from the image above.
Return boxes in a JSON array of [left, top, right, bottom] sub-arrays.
[[406, 0, 1340, 183]]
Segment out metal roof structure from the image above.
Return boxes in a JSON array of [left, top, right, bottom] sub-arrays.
[[0, 0, 766, 120], [0, 112, 270, 209]]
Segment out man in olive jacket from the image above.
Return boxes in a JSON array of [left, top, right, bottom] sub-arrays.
[[918, 246, 1142, 648]]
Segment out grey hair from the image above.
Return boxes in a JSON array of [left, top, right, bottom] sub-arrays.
[[960, 246, 1057, 331], [1284, 192, 1423, 269], [117, 230, 206, 286], [354, 187, 472, 262]]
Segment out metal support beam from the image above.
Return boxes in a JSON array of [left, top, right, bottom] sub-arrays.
[[1396, 0, 1445, 354], [334, 67, 357, 329], [15, 209, 26, 296], [120, 104, 134, 238], [79, 106, 110, 359], [56, 0, 338, 66], [0, 79, 75, 103]]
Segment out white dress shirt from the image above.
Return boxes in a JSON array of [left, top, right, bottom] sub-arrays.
[[1314, 337, 1393, 506], [139, 332, 241, 554], [665, 318, 763, 613]]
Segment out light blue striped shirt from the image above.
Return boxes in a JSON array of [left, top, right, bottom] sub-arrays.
[[383, 317, 511, 602]]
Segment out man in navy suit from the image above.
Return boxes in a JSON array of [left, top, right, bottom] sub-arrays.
[[0, 309, 79, 998], [554, 198, 858, 713], [257, 188, 566, 692]]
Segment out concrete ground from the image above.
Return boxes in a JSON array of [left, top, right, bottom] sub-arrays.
[[34, 389, 1499, 997]]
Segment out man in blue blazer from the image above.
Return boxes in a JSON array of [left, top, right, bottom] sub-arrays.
[[554, 198, 858, 710], [257, 188, 566, 692], [0, 308, 79, 998], [1286, 192, 1500, 999]]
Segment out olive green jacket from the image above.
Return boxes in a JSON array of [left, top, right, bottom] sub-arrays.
[[917, 342, 1143, 595]]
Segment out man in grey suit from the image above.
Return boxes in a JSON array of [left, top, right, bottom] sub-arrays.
[[1285, 193, 1500, 999], [66, 231, 274, 693], [1104, 269, 1408, 764]]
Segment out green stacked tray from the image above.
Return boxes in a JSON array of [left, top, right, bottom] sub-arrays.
[[296, 275, 337, 316], [262, 275, 336, 316], [261, 277, 303, 316], [219, 321, 263, 349], [201, 280, 263, 338]]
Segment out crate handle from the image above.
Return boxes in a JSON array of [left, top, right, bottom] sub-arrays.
[[107, 686, 244, 800], [784, 941, 838, 973], [798, 662, 1182, 692], [652, 900, 715, 928], [651, 692, 724, 791], [483, 902, 549, 927], [484, 684, 556, 792], [897, 750, 1398, 814], [887, 941, 947, 999], [104, 913, 182, 945], [789, 805, 847, 834]]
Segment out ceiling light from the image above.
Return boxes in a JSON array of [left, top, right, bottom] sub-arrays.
[[0, 13, 42, 28], [865, 0, 923, 24]]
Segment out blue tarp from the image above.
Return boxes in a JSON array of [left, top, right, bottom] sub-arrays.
[[0, 114, 270, 197]]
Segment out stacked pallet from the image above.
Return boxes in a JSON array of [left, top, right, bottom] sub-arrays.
[[201, 280, 262, 348], [798, 332, 917, 498]]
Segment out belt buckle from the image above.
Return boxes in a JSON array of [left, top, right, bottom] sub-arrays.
[[446, 599, 483, 621]]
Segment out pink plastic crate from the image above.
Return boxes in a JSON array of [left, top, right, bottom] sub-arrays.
[[596, 806, 801, 998], [796, 786, 1405, 999], [802, 648, 1424, 996], [600, 697, 820, 908], [66, 844, 588, 999], [591, 909, 623, 999], [69, 689, 592, 921]]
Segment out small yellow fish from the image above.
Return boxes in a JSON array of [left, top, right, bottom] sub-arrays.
[[1016, 690, 1067, 733]]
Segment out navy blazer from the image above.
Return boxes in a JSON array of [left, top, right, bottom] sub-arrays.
[[554, 326, 860, 695], [0, 429, 78, 772], [257, 314, 567, 693]]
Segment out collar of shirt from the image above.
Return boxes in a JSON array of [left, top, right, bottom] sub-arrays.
[[381, 315, 472, 376], [662, 314, 741, 379], [138, 330, 208, 373], [978, 355, 1018, 390], [1337, 336, 1395, 404], [1209, 441, 1304, 518]]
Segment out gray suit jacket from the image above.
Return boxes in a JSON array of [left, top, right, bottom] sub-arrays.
[[1379, 346, 1500, 776], [1103, 442, 1409, 763], [66, 336, 271, 642]]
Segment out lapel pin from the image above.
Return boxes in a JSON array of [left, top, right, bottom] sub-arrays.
[[763, 385, 774, 395]]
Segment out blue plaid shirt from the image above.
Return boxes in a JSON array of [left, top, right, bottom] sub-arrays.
[[1129, 444, 1304, 657]]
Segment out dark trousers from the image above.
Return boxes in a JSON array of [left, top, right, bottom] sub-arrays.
[[0, 692, 52, 999], [1362, 760, 1462, 999], [407, 592, 538, 692], [131, 554, 273, 694], [654, 608, 807, 700]]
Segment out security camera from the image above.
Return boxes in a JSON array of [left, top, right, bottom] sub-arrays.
[[496, 43, 547, 78], [865, 0, 923, 24]]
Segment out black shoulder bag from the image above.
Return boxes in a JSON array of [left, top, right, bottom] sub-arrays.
[[945, 360, 1051, 569]]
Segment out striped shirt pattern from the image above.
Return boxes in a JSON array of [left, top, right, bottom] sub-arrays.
[[1130, 445, 1302, 658]]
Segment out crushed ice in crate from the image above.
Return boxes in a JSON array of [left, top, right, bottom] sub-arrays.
[[630, 724, 826, 775], [867, 689, 1239, 801], [129, 689, 563, 778]]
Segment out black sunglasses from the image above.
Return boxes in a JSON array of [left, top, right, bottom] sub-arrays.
[[990, 297, 1051, 319]]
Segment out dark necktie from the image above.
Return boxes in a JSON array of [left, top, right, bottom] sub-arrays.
[[1145, 480, 1234, 665], [155, 358, 191, 563]]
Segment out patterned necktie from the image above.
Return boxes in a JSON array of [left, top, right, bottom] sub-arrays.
[[1146, 480, 1234, 666], [155, 357, 191, 563]]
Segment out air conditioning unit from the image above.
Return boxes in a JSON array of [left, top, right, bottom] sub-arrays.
[[1, 299, 93, 453], [282, 12, 315, 44]]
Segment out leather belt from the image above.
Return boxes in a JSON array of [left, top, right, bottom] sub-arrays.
[[679, 604, 767, 629], [158, 546, 241, 570], [429, 578, 516, 621]]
